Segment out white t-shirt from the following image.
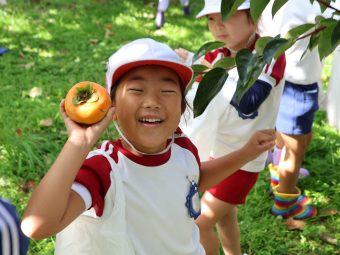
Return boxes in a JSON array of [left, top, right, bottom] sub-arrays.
[[180, 45, 286, 172], [55, 130, 205, 255]]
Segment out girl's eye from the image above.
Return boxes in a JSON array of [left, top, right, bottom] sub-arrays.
[[128, 88, 143, 92], [161, 90, 177, 94]]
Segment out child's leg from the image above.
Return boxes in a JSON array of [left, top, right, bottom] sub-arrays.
[[271, 132, 310, 178], [277, 132, 312, 194], [196, 170, 258, 255], [157, 0, 170, 12], [196, 193, 241, 255], [179, 0, 190, 15], [271, 132, 317, 219], [216, 206, 241, 255], [195, 192, 225, 255], [156, 0, 169, 28], [179, 0, 189, 7]]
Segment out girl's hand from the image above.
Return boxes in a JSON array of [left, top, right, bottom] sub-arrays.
[[199, 58, 213, 69], [60, 100, 115, 148], [243, 129, 276, 160], [175, 48, 190, 64]]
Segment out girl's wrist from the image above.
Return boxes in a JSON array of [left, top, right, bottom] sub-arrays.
[[239, 145, 256, 162], [66, 136, 94, 152]]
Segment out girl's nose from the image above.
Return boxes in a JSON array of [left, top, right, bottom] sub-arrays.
[[143, 92, 161, 109], [217, 21, 225, 29]]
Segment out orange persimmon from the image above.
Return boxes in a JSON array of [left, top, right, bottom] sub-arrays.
[[65, 81, 112, 125]]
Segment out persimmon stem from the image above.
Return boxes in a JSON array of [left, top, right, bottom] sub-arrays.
[[73, 84, 99, 105]]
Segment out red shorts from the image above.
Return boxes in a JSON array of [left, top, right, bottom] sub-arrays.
[[207, 169, 259, 205]]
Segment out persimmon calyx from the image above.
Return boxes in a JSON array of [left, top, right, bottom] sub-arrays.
[[72, 84, 99, 105]]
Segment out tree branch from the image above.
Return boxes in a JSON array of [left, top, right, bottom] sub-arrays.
[[316, 0, 340, 12], [296, 25, 326, 41]]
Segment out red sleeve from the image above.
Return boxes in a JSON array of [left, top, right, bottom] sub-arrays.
[[174, 129, 201, 170], [265, 53, 286, 86], [204, 48, 229, 63], [75, 155, 112, 217], [195, 48, 231, 83]]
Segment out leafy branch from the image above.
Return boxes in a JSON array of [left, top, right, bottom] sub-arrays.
[[191, 0, 340, 118]]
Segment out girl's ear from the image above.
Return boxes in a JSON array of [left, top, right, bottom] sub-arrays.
[[111, 101, 117, 121]]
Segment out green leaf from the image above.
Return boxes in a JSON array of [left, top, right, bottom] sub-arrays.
[[255, 36, 273, 56], [235, 57, 266, 103], [301, 32, 321, 61], [212, 57, 235, 69], [185, 73, 200, 95], [318, 20, 338, 59], [193, 68, 229, 117], [191, 64, 210, 73], [284, 23, 315, 39], [221, 0, 234, 21], [274, 39, 294, 59], [263, 37, 288, 64], [221, 0, 245, 21], [308, 31, 321, 51], [318, 0, 331, 13], [315, 15, 325, 24], [235, 48, 254, 83], [272, 0, 288, 17], [192, 41, 225, 63], [250, 0, 270, 23], [331, 20, 340, 47]]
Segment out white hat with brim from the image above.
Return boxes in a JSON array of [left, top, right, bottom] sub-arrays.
[[196, 0, 250, 18], [106, 38, 193, 94]]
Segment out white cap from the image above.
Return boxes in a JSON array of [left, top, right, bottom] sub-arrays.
[[106, 38, 193, 94], [196, 0, 250, 18]]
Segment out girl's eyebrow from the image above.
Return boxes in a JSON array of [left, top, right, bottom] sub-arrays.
[[161, 77, 178, 84], [129, 75, 145, 81], [129, 75, 178, 84]]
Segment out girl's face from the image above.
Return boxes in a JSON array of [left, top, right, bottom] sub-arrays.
[[207, 11, 256, 51], [113, 65, 183, 154]]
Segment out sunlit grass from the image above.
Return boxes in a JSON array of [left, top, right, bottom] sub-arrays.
[[0, 1, 339, 254]]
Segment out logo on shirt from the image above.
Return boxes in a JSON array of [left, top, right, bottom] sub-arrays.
[[185, 177, 201, 219]]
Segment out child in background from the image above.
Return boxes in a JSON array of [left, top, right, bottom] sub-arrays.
[[21, 38, 275, 255], [259, 0, 338, 220], [0, 197, 29, 255], [177, 0, 286, 254], [155, 0, 190, 29]]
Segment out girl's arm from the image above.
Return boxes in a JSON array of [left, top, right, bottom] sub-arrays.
[[21, 101, 114, 240], [230, 79, 272, 115], [198, 129, 275, 191]]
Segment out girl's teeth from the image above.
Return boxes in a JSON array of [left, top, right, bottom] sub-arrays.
[[141, 118, 161, 123]]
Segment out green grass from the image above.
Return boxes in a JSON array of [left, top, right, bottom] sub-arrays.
[[0, 1, 339, 254]]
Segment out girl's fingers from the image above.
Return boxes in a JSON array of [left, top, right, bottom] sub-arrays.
[[259, 129, 276, 136], [59, 99, 68, 119], [91, 107, 115, 132]]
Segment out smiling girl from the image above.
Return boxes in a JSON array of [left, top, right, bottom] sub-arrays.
[[21, 38, 275, 255]]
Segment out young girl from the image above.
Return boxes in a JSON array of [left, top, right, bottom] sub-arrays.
[[20, 38, 275, 255], [177, 0, 286, 254]]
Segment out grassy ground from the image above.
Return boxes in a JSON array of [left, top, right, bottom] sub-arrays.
[[0, 1, 339, 254]]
